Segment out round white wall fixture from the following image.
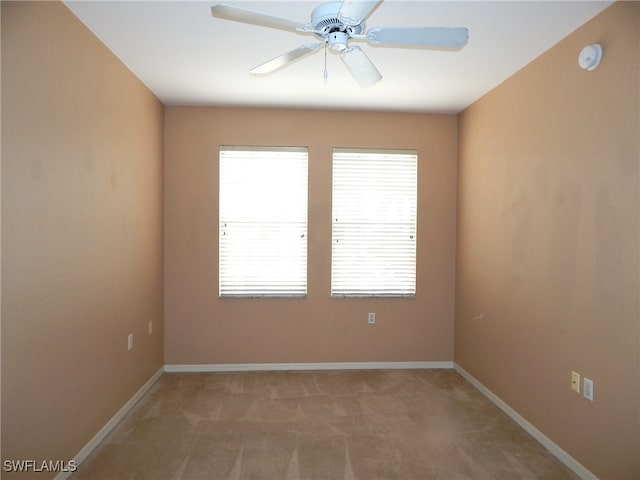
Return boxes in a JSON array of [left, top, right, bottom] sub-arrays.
[[578, 44, 602, 71]]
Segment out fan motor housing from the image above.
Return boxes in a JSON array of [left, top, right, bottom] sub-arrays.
[[311, 1, 364, 36]]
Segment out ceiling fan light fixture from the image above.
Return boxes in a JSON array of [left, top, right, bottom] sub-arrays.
[[328, 31, 348, 52]]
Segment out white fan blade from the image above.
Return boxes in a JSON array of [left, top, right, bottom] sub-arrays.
[[211, 3, 304, 32], [338, 0, 382, 26], [367, 27, 469, 49], [250, 43, 323, 75], [340, 46, 382, 87]]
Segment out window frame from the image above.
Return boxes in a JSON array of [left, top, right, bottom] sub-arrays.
[[330, 147, 418, 298], [218, 145, 308, 298]]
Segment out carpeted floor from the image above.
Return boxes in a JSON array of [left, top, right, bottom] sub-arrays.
[[71, 369, 579, 480]]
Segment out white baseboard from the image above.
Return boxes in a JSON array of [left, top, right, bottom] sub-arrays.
[[453, 363, 598, 480], [164, 361, 453, 373], [54, 366, 164, 480]]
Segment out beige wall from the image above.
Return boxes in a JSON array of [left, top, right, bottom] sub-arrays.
[[455, 2, 639, 479], [164, 107, 457, 365], [4, 1, 637, 479], [1, 2, 164, 477]]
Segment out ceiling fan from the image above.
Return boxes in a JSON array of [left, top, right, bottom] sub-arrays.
[[210, 0, 469, 87]]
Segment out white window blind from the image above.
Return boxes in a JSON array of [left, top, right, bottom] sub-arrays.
[[331, 148, 417, 297], [219, 146, 308, 297]]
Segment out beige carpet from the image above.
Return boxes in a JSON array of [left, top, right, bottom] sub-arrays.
[[71, 370, 579, 480]]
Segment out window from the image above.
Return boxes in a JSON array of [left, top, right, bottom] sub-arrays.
[[219, 146, 308, 297], [331, 148, 417, 297]]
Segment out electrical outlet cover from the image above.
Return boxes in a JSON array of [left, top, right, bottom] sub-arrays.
[[571, 371, 580, 393]]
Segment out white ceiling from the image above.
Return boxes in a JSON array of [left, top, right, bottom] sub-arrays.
[[64, 0, 612, 113]]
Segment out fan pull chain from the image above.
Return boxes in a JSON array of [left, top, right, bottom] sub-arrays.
[[323, 42, 328, 80]]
